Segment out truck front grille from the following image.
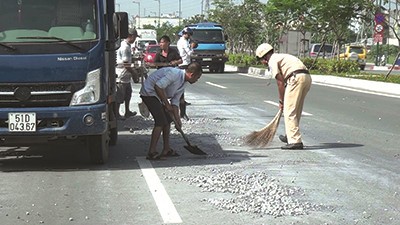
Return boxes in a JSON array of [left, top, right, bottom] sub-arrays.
[[192, 50, 224, 58], [0, 82, 85, 107]]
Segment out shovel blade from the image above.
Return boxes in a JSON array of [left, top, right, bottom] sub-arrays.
[[184, 145, 207, 155]]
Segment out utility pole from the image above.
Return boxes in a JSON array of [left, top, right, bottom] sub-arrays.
[[132, 1, 140, 28], [375, 0, 382, 66], [154, 0, 160, 27], [205, 0, 210, 18], [201, 0, 204, 15], [179, 0, 181, 26]]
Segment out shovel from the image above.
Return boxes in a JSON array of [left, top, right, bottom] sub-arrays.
[[170, 112, 207, 155]]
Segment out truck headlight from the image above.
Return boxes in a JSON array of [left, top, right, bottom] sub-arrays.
[[70, 68, 101, 106]]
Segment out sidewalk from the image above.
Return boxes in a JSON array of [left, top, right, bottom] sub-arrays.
[[365, 62, 400, 71], [225, 64, 400, 97]]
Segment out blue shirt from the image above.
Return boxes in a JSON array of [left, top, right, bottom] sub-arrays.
[[139, 67, 187, 107]]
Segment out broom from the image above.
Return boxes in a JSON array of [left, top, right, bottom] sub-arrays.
[[245, 109, 283, 147]]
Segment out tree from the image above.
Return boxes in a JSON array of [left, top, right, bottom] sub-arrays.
[[209, 0, 266, 53], [263, 0, 374, 57], [183, 14, 207, 25]]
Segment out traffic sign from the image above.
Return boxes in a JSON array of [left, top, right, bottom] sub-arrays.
[[374, 33, 383, 43], [375, 13, 385, 24], [374, 24, 384, 33]]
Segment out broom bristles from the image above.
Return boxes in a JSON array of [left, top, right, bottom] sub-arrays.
[[245, 109, 283, 147]]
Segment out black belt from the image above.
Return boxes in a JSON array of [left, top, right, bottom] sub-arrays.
[[285, 69, 309, 83]]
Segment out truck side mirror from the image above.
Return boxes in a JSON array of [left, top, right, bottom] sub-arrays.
[[224, 34, 228, 41], [113, 12, 129, 39]]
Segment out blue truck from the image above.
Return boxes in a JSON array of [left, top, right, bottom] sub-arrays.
[[183, 22, 228, 73], [0, 0, 129, 164]]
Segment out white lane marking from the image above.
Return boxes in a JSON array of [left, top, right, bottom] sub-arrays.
[[249, 106, 265, 112], [205, 81, 227, 89], [313, 82, 400, 99], [264, 100, 313, 116], [137, 157, 182, 224]]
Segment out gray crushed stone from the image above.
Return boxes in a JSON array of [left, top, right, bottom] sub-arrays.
[[167, 169, 322, 217]]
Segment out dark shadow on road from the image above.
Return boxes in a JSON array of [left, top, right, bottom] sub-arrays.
[[0, 130, 251, 172], [191, 102, 248, 106], [305, 142, 364, 150], [243, 142, 364, 151]]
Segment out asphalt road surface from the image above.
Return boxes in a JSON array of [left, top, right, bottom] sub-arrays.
[[0, 71, 399, 225]]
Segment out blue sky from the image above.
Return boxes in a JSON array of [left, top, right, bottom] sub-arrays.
[[116, 0, 205, 19], [115, 0, 266, 20]]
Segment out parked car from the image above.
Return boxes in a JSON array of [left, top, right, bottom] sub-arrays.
[[309, 43, 334, 58], [143, 44, 160, 64], [132, 40, 158, 60], [339, 45, 367, 70]]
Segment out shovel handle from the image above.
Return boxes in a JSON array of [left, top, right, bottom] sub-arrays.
[[176, 128, 193, 146], [168, 111, 194, 147]]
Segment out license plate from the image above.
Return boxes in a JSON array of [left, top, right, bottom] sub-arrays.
[[8, 112, 36, 132], [203, 58, 212, 61]]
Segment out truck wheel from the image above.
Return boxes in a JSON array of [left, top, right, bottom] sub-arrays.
[[88, 133, 109, 164], [218, 64, 225, 73], [109, 127, 118, 146]]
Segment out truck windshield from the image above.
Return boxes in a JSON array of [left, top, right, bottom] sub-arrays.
[[0, 0, 98, 43], [192, 30, 224, 43]]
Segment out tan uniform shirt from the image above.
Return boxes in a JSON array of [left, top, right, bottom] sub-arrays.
[[268, 53, 308, 80]]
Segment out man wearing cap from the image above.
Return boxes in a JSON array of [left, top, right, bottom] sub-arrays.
[[177, 27, 197, 68], [115, 28, 140, 119], [255, 43, 312, 150], [177, 27, 198, 118]]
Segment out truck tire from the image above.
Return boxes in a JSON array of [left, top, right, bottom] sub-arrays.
[[218, 63, 225, 73], [88, 133, 109, 164], [109, 127, 118, 146]]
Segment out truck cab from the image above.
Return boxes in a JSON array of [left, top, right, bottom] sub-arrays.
[[181, 22, 228, 73], [0, 0, 129, 164]]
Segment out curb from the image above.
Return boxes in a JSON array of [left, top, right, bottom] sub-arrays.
[[365, 64, 400, 71], [225, 64, 400, 97]]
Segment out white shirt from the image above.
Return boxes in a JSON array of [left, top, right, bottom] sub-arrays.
[[177, 36, 193, 66], [116, 40, 132, 83], [139, 67, 187, 107]]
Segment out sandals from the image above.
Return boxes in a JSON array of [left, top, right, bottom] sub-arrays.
[[162, 149, 180, 157], [146, 152, 163, 160]]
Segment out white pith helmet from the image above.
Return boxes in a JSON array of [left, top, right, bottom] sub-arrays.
[[255, 43, 273, 58]]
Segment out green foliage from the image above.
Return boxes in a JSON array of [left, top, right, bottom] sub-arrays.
[[264, 0, 373, 45], [356, 74, 400, 83], [183, 14, 207, 25], [209, 0, 266, 53], [227, 53, 259, 66], [142, 22, 183, 44], [227, 53, 400, 84], [301, 58, 315, 70], [228, 53, 360, 74], [367, 44, 399, 59], [307, 58, 359, 74]]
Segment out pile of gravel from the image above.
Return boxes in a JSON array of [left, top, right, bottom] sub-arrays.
[[174, 169, 319, 217]]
